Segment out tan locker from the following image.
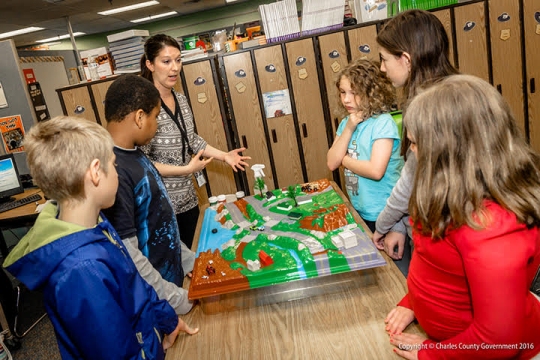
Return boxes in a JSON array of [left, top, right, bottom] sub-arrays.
[[318, 32, 349, 138], [489, 0, 525, 134], [59, 86, 98, 123], [222, 52, 275, 193], [285, 38, 333, 183], [174, 77, 185, 95], [433, 9, 455, 67], [347, 25, 379, 61], [454, 2, 489, 81], [318, 32, 349, 194], [90, 79, 115, 127], [524, 0, 540, 151], [183, 60, 237, 198], [254, 45, 303, 188]]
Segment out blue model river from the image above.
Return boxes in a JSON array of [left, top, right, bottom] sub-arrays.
[[270, 244, 307, 279], [196, 208, 238, 256]]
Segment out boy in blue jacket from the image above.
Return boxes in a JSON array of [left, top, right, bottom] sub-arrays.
[[3, 116, 198, 359]]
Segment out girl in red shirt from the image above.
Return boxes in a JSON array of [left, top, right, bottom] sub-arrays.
[[386, 75, 540, 359]]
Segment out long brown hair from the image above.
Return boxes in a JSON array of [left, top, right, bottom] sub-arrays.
[[406, 75, 540, 238], [377, 9, 458, 156], [335, 58, 396, 120], [140, 34, 181, 82]]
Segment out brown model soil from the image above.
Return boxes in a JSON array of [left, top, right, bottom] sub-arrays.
[[233, 198, 250, 218], [300, 203, 350, 232], [189, 249, 250, 299]]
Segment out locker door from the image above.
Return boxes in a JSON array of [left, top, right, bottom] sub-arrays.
[[454, 1, 489, 81], [174, 77, 185, 95], [222, 52, 275, 193], [318, 32, 349, 139], [59, 86, 98, 123], [254, 45, 303, 188], [524, 0, 540, 151], [285, 38, 333, 183], [347, 25, 379, 61], [183, 60, 237, 198], [318, 32, 349, 193], [90, 79, 114, 127], [489, 0, 525, 134], [433, 9, 456, 67]]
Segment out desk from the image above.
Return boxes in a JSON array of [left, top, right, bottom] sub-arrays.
[[0, 188, 46, 258], [167, 184, 424, 359]]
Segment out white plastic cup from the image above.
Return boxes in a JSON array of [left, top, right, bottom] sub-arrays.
[[235, 191, 245, 199]]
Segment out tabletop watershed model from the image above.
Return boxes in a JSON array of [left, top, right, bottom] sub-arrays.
[[189, 179, 387, 302]]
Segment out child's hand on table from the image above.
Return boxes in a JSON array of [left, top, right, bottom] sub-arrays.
[[163, 317, 199, 351], [385, 306, 415, 335], [390, 332, 428, 360], [384, 231, 406, 260]]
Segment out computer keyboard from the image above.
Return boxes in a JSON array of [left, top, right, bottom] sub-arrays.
[[0, 193, 43, 214]]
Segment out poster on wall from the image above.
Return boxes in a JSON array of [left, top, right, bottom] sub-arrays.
[[262, 89, 293, 119], [0, 115, 25, 153]]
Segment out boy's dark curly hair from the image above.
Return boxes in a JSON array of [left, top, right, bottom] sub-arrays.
[[104, 74, 160, 122], [335, 58, 396, 120]]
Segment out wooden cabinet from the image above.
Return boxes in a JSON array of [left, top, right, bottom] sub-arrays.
[[183, 60, 236, 198], [454, 1, 490, 82], [347, 25, 380, 61], [489, 0, 525, 133], [523, 0, 540, 151], [285, 38, 333, 183], [222, 51, 276, 193], [57, 76, 119, 126], [253, 45, 303, 188], [89, 81, 114, 128], [318, 32, 349, 139], [433, 8, 456, 67]]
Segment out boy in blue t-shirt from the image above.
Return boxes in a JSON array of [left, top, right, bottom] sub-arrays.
[[102, 74, 195, 315]]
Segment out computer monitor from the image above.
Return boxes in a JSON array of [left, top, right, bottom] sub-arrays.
[[0, 153, 24, 203]]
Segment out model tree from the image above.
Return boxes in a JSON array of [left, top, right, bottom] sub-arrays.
[[255, 177, 266, 198], [287, 185, 298, 207]]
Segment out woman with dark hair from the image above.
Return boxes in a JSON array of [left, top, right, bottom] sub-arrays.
[[140, 34, 250, 249], [372, 10, 459, 272]]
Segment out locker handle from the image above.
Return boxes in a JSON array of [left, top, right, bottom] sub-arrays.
[[496, 84, 502, 94], [242, 135, 248, 149], [531, 78, 536, 94], [334, 117, 339, 129], [272, 129, 277, 143], [302, 123, 308, 138]]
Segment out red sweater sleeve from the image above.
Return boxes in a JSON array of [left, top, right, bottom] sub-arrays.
[[397, 293, 411, 309], [418, 215, 534, 359]]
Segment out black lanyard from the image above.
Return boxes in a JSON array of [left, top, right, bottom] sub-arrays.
[[160, 92, 193, 163]]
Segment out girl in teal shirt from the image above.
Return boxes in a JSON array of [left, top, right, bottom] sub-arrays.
[[327, 59, 402, 232]]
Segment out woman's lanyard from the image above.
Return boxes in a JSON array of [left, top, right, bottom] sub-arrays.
[[160, 92, 193, 163]]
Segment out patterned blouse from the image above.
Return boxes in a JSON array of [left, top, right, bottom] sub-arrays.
[[141, 89, 207, 214]]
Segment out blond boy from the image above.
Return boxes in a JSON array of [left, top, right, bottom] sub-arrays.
[[3, 117, 197, 360]]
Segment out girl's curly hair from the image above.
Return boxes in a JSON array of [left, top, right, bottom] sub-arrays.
[[335, 58, 396, 120]]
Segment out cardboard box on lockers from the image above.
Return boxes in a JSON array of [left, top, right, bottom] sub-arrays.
[[79, 47, 114, 80]]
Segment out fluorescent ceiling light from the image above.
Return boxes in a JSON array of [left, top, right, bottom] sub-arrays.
[[225, 0, 238, 2], [0, 27, 44, 39], [98, 1, 159, 15], [36, 32, 86, 43], [131, 11, 177, 23]]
